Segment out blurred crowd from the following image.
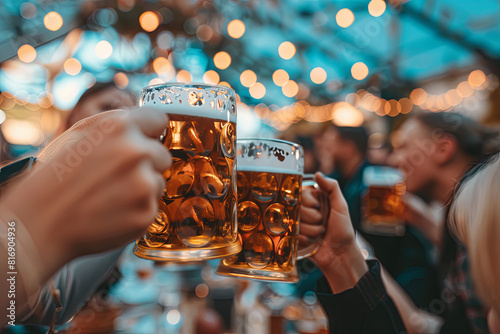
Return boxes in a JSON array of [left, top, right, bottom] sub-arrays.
[[2, 80, 500, 334]]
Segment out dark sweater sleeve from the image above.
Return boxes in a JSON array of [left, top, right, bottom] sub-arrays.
[[316, 260, 407, 334]]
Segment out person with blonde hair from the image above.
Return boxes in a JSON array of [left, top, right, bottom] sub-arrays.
[[450, 153, 500, 333]]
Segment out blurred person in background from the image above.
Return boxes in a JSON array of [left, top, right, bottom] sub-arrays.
[[301, 111, 499, 333], [324, 124, 370, 230]]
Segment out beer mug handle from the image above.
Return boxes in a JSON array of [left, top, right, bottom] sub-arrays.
[[297, 174, 330, 260]]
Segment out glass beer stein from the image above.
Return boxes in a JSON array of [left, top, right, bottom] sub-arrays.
[[134, 84, 242, 261], [216, 138, 328, 283], [361, 166, 406, 236]]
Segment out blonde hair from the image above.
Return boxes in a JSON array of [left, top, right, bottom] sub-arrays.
[[449, 153, 500, 312]]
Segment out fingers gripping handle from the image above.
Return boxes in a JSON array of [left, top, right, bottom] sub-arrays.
[[297, 175, 330, 260]]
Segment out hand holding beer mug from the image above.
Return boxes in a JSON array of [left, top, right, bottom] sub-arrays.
[[361, 166, 406, 236], [216, 139, 329, 283], [134, 84, 241, 261]]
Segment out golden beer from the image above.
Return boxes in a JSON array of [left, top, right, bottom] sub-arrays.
[[362, 166, 406, 236], [134, 84, 241, 261], [217, 138, 313, 283]]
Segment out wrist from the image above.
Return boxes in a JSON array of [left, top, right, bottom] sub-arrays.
[[321, 241, 369, 293]]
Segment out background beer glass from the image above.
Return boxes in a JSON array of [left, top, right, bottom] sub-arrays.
[[134, 84, 241, 261], [361, 166, 406, 236], [216, 138, 327, 283]]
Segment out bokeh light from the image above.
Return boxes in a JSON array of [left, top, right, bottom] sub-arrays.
[[20, 2, 37, 19], [176, 70, 192, 83], [219, 81, 232, 88], [63, 58, 82, 76], [44, 11, 63, 31], [333, 102, 364, 126], [195, 284, 209, 298], [368, 0, 387, 17], [113, 72, 129, 89], [445, 89, 462, 106], [1, 119, 44, 146], [149, 78, 164, 86], [399, 98, 413, 114], [17, 44, 36, 63], [249, 82, 266, 99], [166, 310, 181, 326], [351, 62, 369, 80], [310, 67, 327, 84], [227, 19, 246, 39], [282, 80, 299, 97], [196, 24, 214, 42], [214, 51, 231, 70], [153, 57, 173, 74], [95, 40, 113, 59], [273, 69, 289, 86], [140, 11, 160, 32], [240, 70, 257, 87], [336, 9, 355, 28], [457, 81, 474, 97], [468, 70, 487, 88], [278, 41, 296, 60], [203, 70, 220, 84], [409, 88, 427, 105]]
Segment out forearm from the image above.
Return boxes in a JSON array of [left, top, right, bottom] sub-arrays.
[[320, 243, 369, 293], [381, 267, 444, 334]]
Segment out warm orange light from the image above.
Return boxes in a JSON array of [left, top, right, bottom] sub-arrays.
[[457, 81, 474, 98], [219, 81, 232, 88], [336, 9, 355, 28], [140, 11, 160, 32], [332, 102, 364, 126], [152, 57, 173, 74], [273, 69, 289, 86], [368, 0, 386, 17], [227, 19, 245, 39], [196, 24, 213, 42], [468, 70, 487, 88], [113, 72, 129, 89], [195, 284, 209, 298], [249, 82, 266, 99], [399, 98, 413, 114], [409, 88, 427, 106], [213, 51, 231, 70], [310, 67, 327, 84], [445, 89, 462, 106], [95, 40, 113, 59], [38, 92, 54, 108], [203, 70, 220, 84], [18, 44, 36, 63], [351, 62, 369, 80], [63, 58, 81, 76], [149, 78, 164, 86], [176, 70, 192, 83], [44, 11, 63, 31], [240, 70, 257, 87], [282, 80, 299, 97], [278, 41, 296, 60]]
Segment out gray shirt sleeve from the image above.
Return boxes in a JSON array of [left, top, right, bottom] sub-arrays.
[[20, 247, 124, 326]]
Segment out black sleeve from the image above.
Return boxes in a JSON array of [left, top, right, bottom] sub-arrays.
[[316, 260, 407, 334]]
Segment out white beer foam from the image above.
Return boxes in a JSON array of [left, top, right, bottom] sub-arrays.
[[363, 166, 404, 186], [236, 138, 304, 175], [237, 165, 302, 175], [140, 83, 237, 123]]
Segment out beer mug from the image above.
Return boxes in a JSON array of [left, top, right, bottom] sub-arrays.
[[361, 166, 406, 236], [134, 84, 242, 261], [216, 138, 328, 283]]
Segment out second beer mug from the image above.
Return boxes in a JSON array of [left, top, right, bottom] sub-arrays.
[[361, 166, 406, 236], [216, 138, 328, 283], [134, 83, 242, 261]]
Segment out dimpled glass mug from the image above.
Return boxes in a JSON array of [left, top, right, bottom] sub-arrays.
[[134, 84, 242, 261], [216, 138, 329, 283]]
